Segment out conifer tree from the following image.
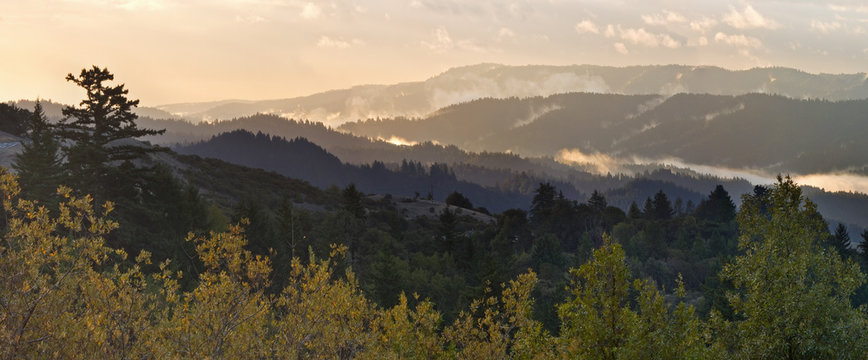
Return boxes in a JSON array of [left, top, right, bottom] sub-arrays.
[[831, 223, 852, 256], [57, 66, 164, 194], [13, 101, 62, 203]]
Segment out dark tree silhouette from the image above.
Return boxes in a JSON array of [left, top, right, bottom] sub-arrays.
[[342, 183, 366, 220], [13, 101, 62, 203], [588, 190, 607, 212], [628, 201, 642, 219], [445, 191, 474, 209], [831, 223, 851, 256], [0, 103, 31, 136], [650, 190, 674, 220], [58, 66, 165, 193], [695, 185, 737, 223]]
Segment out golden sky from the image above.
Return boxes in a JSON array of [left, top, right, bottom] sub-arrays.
[[2, 0, 867, 106]]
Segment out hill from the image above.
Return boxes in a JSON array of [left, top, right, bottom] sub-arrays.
[[154, 64, 868, 126], [340, 93, 868, 175]]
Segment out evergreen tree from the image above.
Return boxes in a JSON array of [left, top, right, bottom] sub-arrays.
[[13, 101, 63, 203], [831, 223, 851, 256], [628, 201, 642, 219], [529, 182, 556, 229], [695, 185, 737, 223], [445, 191, 473, 210], [587, 190, 607, 213], [859, 230, 868, 265], [642, 197, 654, 219], [437, 206, 458, 253], [651, 190, 674, 220], [0, 103, 31, 136], [57, 66, 165, 195], [342, 183, 366, 220]]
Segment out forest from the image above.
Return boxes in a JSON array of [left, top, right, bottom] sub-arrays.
[[3, 67, 868, 359]]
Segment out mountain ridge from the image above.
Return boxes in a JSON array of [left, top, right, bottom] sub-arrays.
[[151, 63, 868, 126]]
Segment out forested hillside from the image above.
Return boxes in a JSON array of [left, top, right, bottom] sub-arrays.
[[340, 92, 868, 174], [154, 64, 868, 125]]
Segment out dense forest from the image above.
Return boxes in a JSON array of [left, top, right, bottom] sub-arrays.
[[3, 67, 868, 358]]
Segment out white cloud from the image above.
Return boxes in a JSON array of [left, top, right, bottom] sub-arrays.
[[575, 20, 600, 34], [641, 10, 687, 26], [660, 35, 679, 48], [422, 27, 454, 52], [723, 5, 779, 30], [811, 20, 843, 33], [698, 36, 708, 46], [614, 42, 629, 54], [690, 17, 718, 33], [300, 2, 321, 19], [810, 19, 865, 34], [714, 32, 762, 48], [829, 4, 868, 13], [498, 27, 515, 39], [317, 36, 363, 48], [115, 0, 168, 11], [604, 24, 615, 38], [618, 26, 681, 48], [235, 15, 266, 24]]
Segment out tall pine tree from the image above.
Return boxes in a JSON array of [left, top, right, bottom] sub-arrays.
[[13, 101, 62, 203], [58, 66, 164, 196]]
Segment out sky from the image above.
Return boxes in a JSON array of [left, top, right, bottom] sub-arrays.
[[2, 0, 868, 106]]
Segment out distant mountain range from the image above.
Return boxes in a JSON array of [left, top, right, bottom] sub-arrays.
[[340, 92, 868, 175], [166, 127, 868, 232], [153, 64, 868, 125]]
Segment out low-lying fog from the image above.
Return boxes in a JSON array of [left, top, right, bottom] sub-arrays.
[[557, 147, 868, 194]]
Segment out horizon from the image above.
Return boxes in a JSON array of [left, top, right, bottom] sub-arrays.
[[2, 1, 867, 106], [9, 62, 868, 108]]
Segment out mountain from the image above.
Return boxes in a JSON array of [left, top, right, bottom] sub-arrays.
[[173, 130, 530, 213], [154, 64, 868, 126], [8, 99, 178, 122], [340, 92, 868, 175]]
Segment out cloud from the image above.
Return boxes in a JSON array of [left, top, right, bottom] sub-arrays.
[[618, 26, 681, 48], [300, 2, 321, 19], [604, 24, 615, 38], [714, 32, 762, 48], [317, 36, 363, 48], [689, 17, 718, 33], [421, 27, 492, 53], [109, 0, 168, 11], [614, 42, 629, 54], [575, 20, 600, 34], [829, 4, 868, 13], [422, 27, 453, 52], [810, 19, 865, 34], [810, 20, 843, 33], [698, 36, 709, 46], [556, 148, 623, 174], [498, 27, 515, 39], [235, 15, 266, 24], [723, 4, 780, 30], [641, 10, 687, 26]]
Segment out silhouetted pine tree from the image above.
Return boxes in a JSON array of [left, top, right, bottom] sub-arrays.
[[57, 66, 164, 196], [13, 101, 62, 204]]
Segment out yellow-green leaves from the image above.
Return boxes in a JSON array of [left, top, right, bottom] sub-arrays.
[[721, 176, 868, 359]]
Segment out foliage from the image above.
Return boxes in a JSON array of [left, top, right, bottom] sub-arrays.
[[57, 66, 164, 196], [4, 170, 868, 358], [719, 175, 868, 359], [558, 236, 712, 359]]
